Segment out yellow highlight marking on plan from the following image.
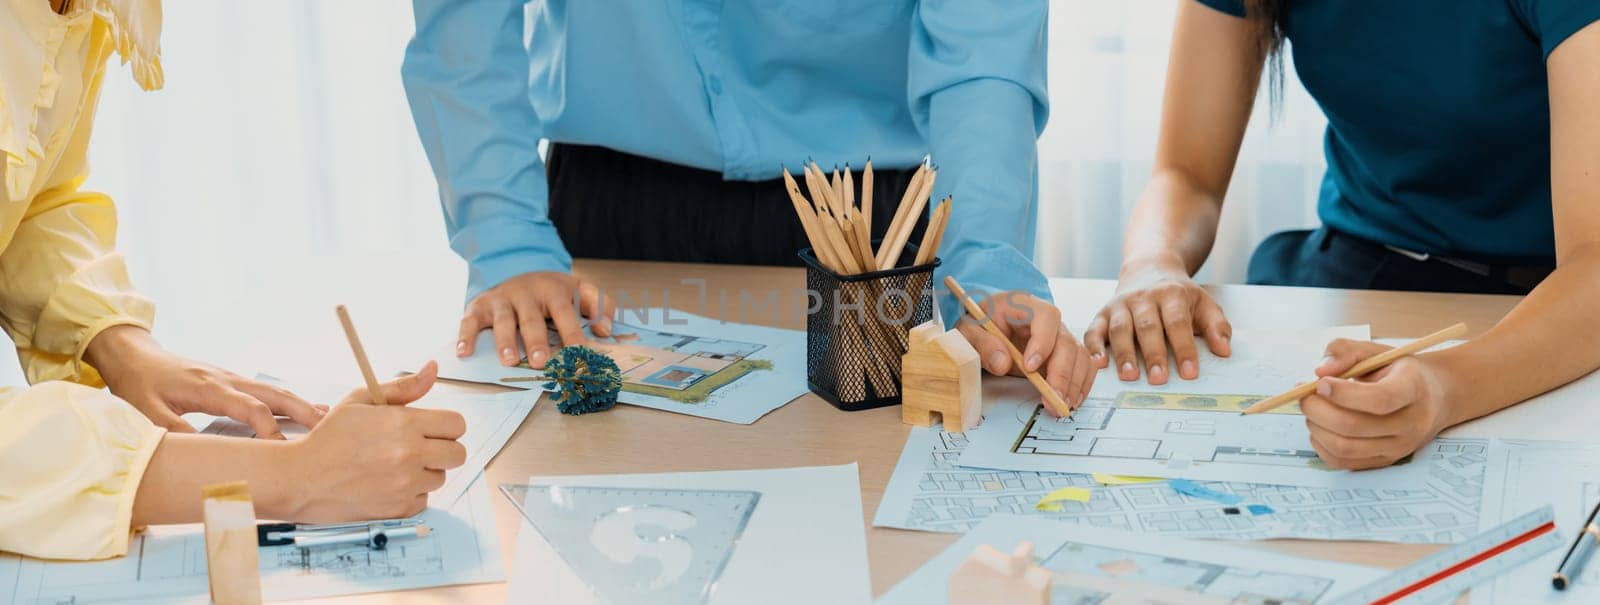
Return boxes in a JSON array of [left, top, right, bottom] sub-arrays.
[[1115, 391, 1301, 415], [1035, 487, 1093, 511], [1091, 473, 1164, 485]]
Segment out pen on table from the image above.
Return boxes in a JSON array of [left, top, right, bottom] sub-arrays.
[[257, 520, 430, 550], [335, 304, 388, 405], [1554, 499, 1600, 589], [1240, 322, 1467, 415], [943, 276, 1073, 418]]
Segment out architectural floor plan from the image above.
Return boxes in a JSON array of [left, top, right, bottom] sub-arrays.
[[875, 426, 1487, 543], [435, 311, 806, 424], [958, 388, 1440, 489], [1040, 539, 1335, 604], [528, 323, 771, 404], [1, 477, 503, 604], [877, 515, 1382, 605]]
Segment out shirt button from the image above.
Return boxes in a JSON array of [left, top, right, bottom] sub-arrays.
[[708, 76, 723, 95]]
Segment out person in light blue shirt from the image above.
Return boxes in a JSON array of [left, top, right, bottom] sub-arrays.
[[402, 1, 1098, 409]]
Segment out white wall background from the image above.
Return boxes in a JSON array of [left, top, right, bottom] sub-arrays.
[[1, 0, 1328, 386]]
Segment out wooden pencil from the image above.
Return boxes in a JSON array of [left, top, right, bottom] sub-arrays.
[[861, 159, 874, 239], [878, 168, 937, 271], [335, 305, 388, 405], [804, 164, 833, 216], [926, 198, 952, 262], [843, 164, 857, 221], [840, 219, 872, 271], [818, 212, 863, 274], [877, 159, 929, 268], [830, 166, 844, 212], [1240, 322, 1469, 415], [944, 276, 1073, 417], [914, 197, 951, 266], [782, 168, 841, 271]]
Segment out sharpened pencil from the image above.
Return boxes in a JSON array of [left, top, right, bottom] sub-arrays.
[[335, 305, 387, 405], [944, 276, 1073, 417], [1240, 322, 1469, 415], [861, 159, 874, 238], [878, 167, 936, 270]]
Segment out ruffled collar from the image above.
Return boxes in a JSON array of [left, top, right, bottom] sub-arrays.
[[93, 0, 165, 91], [2, 0, 161, 200]]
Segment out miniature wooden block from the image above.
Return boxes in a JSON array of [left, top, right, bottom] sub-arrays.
[[901, 321, 981, 431], [202, 481, 263, 605], [949, 541, 1051, 605]]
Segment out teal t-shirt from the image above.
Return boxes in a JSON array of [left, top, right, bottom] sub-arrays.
[[1197, 0, 1600, 263]]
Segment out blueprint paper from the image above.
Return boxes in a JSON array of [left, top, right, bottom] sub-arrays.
[[0, 476, 504, 604], [1087, 325, 1371, 399], [435, 310, 806, 424], [505, 464, 871, 605], [203, 384, 536, 507], [958, 366, 1441, 489], [874, 425, 1487, 543], [878, 514, 1384, 605], [1471, 440, 1600, 605]]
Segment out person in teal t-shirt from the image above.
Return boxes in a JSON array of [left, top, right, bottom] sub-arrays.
[[1083, 1, 1600, 469]]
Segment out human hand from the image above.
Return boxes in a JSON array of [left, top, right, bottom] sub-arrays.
[[955, 291, 1096, 413], [286, 361, 467, 521], [87, 325, 326, 438], [457, 271, 615, 369], [1300, 339, 1454, 470], [1084, 257, 1231, 384]]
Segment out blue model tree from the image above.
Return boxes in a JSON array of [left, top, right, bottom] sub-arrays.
[[543, 345, 623, 415]]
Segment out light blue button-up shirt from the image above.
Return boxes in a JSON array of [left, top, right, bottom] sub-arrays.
[[402, 0, 1052, 324]]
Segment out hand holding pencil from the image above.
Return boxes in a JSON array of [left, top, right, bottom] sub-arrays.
[[1274, 323, 1467, 471]]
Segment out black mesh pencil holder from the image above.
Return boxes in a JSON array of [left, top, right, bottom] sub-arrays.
[[801, 243, 939, 411]]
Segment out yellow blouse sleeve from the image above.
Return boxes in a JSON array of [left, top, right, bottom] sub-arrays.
[[0, 176, 155, 387], [0, 381, 165, 560]]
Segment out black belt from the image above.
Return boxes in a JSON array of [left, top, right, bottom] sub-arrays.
[[1379, 243, 1553, 291]]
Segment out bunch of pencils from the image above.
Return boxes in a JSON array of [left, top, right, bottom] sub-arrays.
[[782, 158, 950, 275], [783, 158, 952, 402]]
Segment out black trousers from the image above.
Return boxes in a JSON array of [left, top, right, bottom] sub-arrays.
[[1246, 227, 1551, 295], [547, 143, 928, 267]]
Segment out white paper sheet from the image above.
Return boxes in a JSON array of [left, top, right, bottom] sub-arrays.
[[434, 310, 807, 425], [202, 384, 536, 507], [875, 424, 1488, 543], [0, 475, 504, 604], [878, 514, 1383, 604], [1470, 440, 1600, 604], [504, 464, 871, 605], [1088, 325, 1371, 399]]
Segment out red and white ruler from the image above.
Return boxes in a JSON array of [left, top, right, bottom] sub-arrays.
[[1332, 505, 1561, 605]]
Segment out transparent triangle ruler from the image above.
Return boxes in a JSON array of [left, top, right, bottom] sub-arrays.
[[1330, 505, 1562, 605], [501, 484, 759, 605]]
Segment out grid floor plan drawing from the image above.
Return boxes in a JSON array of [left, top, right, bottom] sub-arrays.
[[1040, 541, 1333, 605], [875, 426, 1487, 543], [525, 323, 773, 404], [1013, 391, 1316, 466], [958, 389, 1440, 489]]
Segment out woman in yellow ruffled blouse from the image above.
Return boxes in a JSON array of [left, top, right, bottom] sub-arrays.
[[2, 0, 467, 560]]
